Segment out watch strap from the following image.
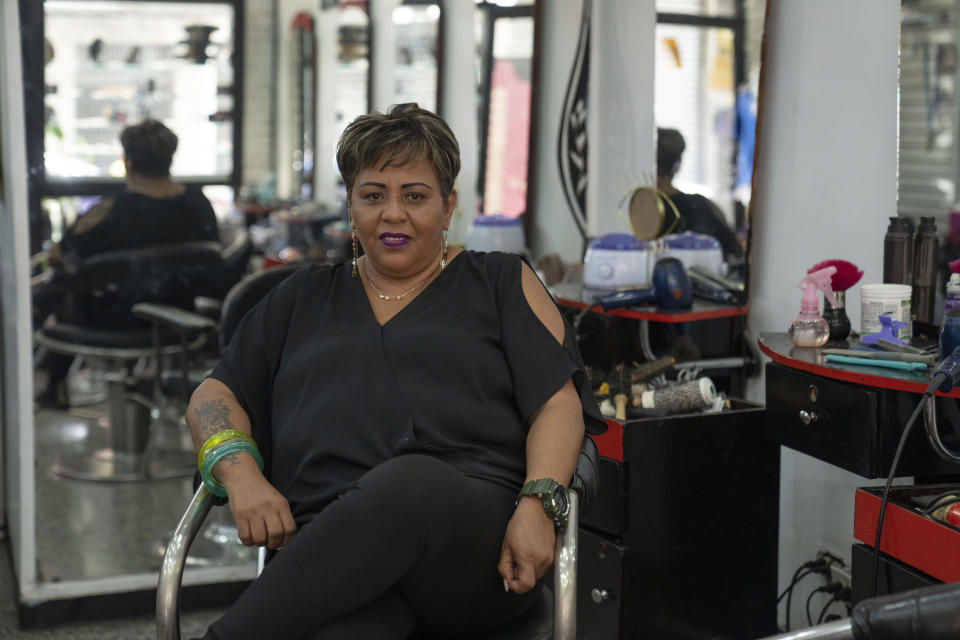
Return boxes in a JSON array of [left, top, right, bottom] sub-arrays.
[[519, 478, 562, 498]]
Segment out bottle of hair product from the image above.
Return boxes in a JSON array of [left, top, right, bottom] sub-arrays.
[[789, 267, 837, 348], [940, 273, 960, 359], [883, 216, 912, 284], [912, 216, 939, 325], [946, 273, 960, 315]]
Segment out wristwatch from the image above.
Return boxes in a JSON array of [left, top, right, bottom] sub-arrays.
[[517, 478, 569, 528]]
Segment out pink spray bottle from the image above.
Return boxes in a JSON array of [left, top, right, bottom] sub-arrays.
[[790, 266, 838, 347]]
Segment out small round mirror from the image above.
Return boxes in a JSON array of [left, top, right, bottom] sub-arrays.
[[623, 186, 681, 240]]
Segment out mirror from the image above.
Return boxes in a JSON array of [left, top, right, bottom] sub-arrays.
[[20, 0, 256, 609], [7, 0, 770, 625], [652, 0, 763, 277], [898, 0, 960, 316]]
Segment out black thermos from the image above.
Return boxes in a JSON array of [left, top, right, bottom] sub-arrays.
[[911, 216, 939, 325], [883, 216, 912, 284]]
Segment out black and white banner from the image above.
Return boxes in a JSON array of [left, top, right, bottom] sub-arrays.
[[557, 0, 591, 242]]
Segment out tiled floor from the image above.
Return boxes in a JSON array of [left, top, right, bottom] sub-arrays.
[[1, 378, 252, 637], [0, 535, 226, 639]]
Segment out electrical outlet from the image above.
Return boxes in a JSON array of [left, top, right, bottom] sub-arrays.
[[816, 549, 844, 567], [829, 562, 852, 591], [817, 549, 851, 592]]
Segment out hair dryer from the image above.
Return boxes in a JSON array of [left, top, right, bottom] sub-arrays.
[[599, 257, 692, 311]]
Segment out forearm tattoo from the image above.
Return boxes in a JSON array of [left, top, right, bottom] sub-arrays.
[[192, 398, 234, 441]]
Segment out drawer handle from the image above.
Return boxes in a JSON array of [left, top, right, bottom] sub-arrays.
[[799, 410, 819, 425], [591, 588, 611, 604]]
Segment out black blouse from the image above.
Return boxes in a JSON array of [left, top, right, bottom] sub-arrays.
[[210, 251, 604, 523], [61, 186, 218, 259]]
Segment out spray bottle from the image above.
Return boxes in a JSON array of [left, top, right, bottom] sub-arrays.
[[790, 266, 838, 347]]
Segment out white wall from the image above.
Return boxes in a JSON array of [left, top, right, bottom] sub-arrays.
[[530, 0, 656, 262], [1, 0, 37, 588], [528, 0, 589, 262], [440, 0, 479, 246], [745, 0, 900, 628], [587, 0, 656, 238], [240, 0, 277, 188]]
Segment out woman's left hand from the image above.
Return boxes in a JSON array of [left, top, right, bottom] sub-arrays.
[[498, 497, 556, 594]]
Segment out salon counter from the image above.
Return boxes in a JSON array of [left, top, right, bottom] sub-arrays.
[[758, 333, 960, 479]]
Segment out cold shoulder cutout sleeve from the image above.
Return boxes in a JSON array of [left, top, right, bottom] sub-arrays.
[[493, 254, 605, 435]]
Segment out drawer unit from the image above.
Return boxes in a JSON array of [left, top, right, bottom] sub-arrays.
[[580, 401, 779, 639], [765, 362, 960, 478], [577, 528, 626, 640]]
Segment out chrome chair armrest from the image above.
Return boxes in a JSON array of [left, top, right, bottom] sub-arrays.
[[157, 485, 215, 640], [756, 619, 853, 640], [554, 489, 579, 640]]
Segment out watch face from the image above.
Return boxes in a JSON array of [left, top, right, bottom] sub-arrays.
[[549, 485, 568, 520]]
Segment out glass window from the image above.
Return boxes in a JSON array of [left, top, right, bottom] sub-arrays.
[[43, 1, 236, 181], [657, 0, 736, 17], [481, 16, 534, 217], [393, 3, 440, 112], [655, 23, 737, 226], [335, 2, 370, 137]]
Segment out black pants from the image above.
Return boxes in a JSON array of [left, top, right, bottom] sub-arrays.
[[204, 455, 540, 639]]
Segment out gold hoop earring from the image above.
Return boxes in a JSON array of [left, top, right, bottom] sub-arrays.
[[440, 233, 448, 270], [351, 231, 358, 277]]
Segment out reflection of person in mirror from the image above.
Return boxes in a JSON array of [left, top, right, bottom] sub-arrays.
[[47, 119, 218, 268], [656, 127, 744, 262], [186, 103, 604, 639], [36, 120, 218, 409]]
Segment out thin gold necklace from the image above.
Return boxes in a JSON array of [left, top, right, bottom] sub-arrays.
[[363, 251, 446, 302]]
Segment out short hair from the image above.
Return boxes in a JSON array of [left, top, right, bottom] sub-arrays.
[[656, 128, 686, 178], [336, 103, 460, 198], [120, 119, 178, 177]]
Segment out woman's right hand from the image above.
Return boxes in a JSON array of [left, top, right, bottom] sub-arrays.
[[217, 454, 298, 549]]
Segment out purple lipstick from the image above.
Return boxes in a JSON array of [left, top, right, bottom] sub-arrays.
[[380, 233, 410, 248]]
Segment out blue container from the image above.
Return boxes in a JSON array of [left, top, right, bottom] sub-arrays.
[[940, 309, 960, 359]]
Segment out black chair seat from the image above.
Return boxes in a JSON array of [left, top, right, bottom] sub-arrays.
[[42, 323, 187, 349]]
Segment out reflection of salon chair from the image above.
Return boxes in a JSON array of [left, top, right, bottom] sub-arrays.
[[136, 263, 302, 410], [135, 264, 301, 569], [34, 242, 225, 482], [216, 227, 254, 298], [157, 436, 600, 640]]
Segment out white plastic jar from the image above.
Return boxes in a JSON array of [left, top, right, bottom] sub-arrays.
[[860, 283, 912, 340]]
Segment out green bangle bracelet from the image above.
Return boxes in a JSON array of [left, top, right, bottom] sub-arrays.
[[199, 440, 264, 498], [198, 429, 256, 470]]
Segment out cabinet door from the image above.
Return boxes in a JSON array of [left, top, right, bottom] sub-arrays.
[[578, 528, 626, 640]]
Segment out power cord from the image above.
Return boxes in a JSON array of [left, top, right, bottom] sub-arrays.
[[779, 558, 829, 631], [871, 347, 960, 597], [805, 581, 848, 626], [817, 586, 852, 625]]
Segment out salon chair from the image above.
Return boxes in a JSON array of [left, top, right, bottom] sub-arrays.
[[134, 263, 302, 408], [34, 241, 225, 482], [157, 435, 600, 640]]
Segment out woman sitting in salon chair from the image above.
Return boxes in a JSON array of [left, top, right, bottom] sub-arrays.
[[35, 119, 220, 408], [187, 103, 603, 640]]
